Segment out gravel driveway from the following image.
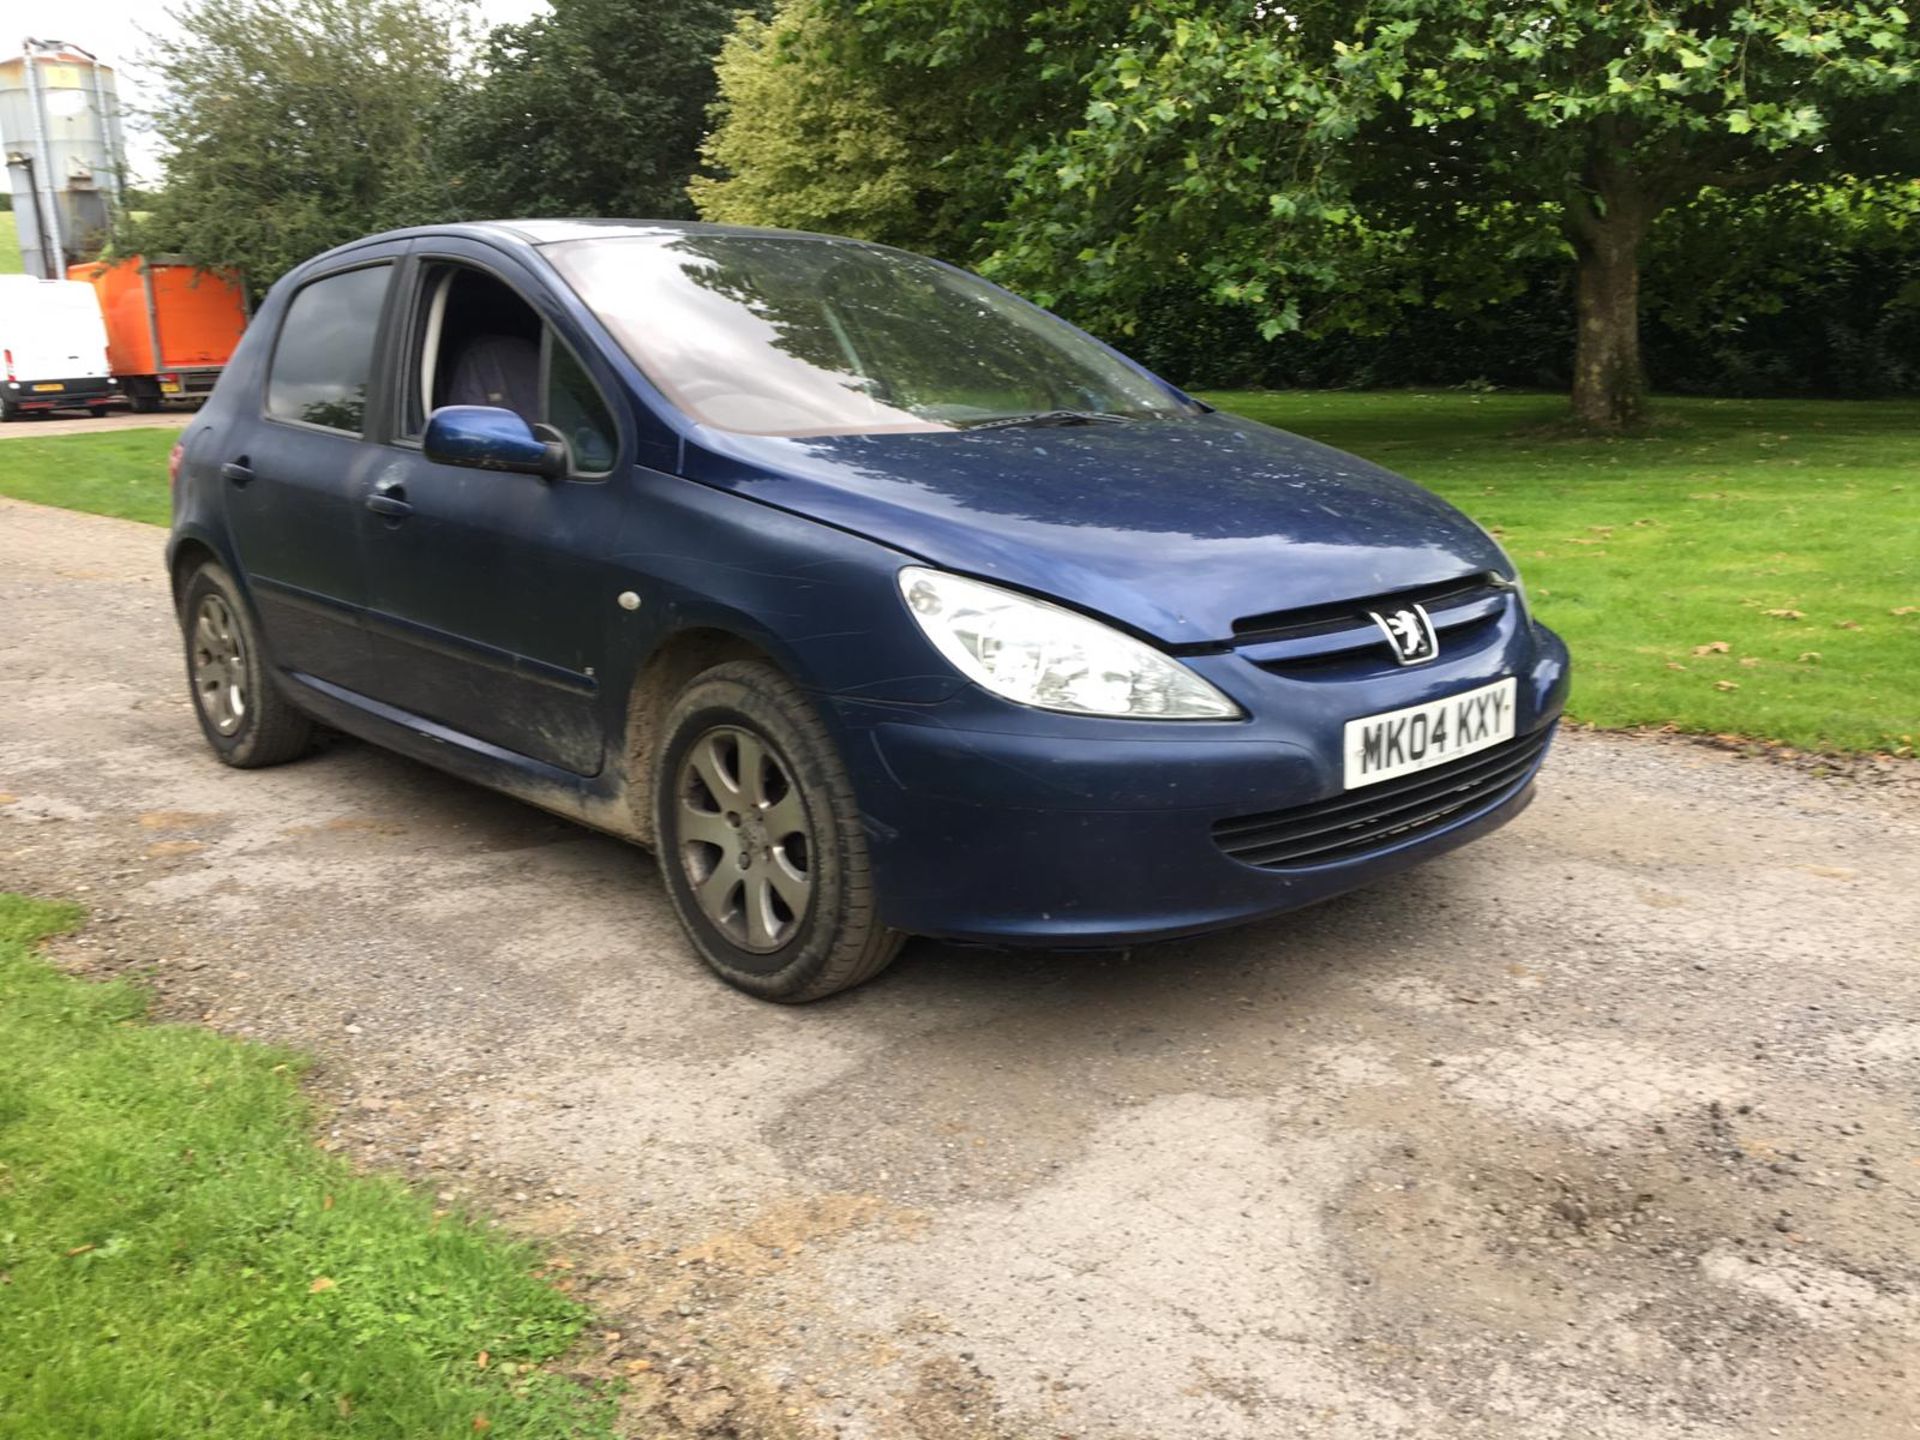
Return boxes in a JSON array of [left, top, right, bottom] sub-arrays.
[[3, 496, 1917, 1440]]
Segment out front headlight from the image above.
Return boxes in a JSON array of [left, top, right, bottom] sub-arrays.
[[897, 566, 1242, 719]]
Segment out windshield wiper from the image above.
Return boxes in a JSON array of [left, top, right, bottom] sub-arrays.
[[955, 409, 1136, 431]]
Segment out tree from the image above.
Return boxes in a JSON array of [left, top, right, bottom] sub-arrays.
[[693, 0, 1066, 259], [137, 0, 469, 286], [836, 0, 1920, 427], [692, 0, 929, 246], [438, 0, 747, 221]]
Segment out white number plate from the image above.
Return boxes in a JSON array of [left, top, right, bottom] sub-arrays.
[[1343, 677, 1517, 790]]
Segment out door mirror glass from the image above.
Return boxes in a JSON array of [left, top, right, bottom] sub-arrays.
[[423, 405, 565, 478]]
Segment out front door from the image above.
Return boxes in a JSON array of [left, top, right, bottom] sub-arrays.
[[355, 248, 629, 777], [219, 259, 396, 694]]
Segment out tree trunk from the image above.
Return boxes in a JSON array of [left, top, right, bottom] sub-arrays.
[[1565, 168, 1652, 431]]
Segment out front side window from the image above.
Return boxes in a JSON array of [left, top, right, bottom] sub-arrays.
[[266, 264, 390, 432], [408, 263, 617, 474], [546, 234, 1198, 438]]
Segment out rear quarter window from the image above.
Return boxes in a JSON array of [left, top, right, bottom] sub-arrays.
[[266, 264, 391, 433]]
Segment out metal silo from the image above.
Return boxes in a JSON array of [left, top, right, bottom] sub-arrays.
[[0, 40, 128, 279]]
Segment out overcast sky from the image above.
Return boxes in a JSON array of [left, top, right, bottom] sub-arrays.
[[21, 0, 552, 184]]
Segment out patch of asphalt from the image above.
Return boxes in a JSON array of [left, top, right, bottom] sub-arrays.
[[3, 496, 1917, 1439]]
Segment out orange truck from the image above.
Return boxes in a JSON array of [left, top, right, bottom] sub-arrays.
[[67, 255, 248, 411]]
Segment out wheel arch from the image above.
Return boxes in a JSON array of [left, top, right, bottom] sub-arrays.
[[619, 624, 784, 844], [167, 532, 226, 608]]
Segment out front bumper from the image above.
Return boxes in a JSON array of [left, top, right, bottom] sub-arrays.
[[830, 613, 1570, 947]]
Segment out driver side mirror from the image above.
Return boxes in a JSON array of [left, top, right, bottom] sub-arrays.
[[424, 405, 566, 480]]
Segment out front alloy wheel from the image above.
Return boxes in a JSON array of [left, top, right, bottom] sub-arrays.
[[675, 725, 814, 953], [652, 660, 903, 1002]]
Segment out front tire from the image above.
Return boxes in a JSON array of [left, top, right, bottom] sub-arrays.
[[179, 562, 315, 767], [653, 660, 903, 1002]]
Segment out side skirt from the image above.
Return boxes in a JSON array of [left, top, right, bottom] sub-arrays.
[[282, 670, 647, 847]]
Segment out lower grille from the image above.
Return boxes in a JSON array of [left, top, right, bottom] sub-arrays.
[[1213, 724, 1554, 870]]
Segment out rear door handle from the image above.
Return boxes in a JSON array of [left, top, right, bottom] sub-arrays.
[[220, 459, 253, 486], [365, 482, 413, 519]]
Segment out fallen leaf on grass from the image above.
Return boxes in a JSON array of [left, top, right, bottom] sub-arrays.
[[1739, 657, 1760, 667], [322, 1193, 334, 1211], [1666, 662, 1687, 671], [1797, 651, 1822, 663], [476, 1350, 490, 1370], [1714, 680, 1740, 692], [65, 1245, 94, 1258], [1761, 608, 1805, 620], [1834, 620, 1862, 630], [1893, 606, 1918, 616], [472, 1417, 490, 1433], [1693, 641, 1731, 655], [309, 1276, 336, 1293]]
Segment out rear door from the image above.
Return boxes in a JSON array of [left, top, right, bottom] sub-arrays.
[[219, 256, 398, 694], [353, 242, 631, 776]]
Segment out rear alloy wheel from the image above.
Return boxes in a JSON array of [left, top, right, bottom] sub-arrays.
[[179, 562, 315, 767], [654, 660, 903, 1002]]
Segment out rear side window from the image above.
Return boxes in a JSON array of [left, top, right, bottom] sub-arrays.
[[267, 265, 391, 432]]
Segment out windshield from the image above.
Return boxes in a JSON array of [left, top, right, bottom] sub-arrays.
[[546, 233, 1198, 437]]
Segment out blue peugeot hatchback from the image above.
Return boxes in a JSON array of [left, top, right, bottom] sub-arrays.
[[167, 220, 1568, 1001]]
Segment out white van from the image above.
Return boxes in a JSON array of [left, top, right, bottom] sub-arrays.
[[0, 275, 114, 420]]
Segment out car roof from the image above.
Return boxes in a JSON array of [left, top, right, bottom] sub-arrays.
[[356, 218, 870, 250]]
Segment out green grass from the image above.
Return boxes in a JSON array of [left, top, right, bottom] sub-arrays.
[[0, 894, 616, 1440], [1200, 391, 1919, 755], [0, 429, 178, 524], [0, 212, 19, 274], [1, 393, 1914, 752]]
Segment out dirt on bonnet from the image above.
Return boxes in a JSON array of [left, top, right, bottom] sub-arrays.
[[3, 495, 1918, 1440]]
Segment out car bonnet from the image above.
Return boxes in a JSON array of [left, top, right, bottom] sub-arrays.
[[682, 412, 1508, 648]]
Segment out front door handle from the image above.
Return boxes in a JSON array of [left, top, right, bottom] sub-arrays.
[[365, 482, 413, 519], [220, 458, 253, 486]]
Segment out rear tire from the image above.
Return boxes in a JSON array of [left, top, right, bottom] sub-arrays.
[[653, 659, 903, 1002], [179, 562, 316, 768], [129, 393, 162, 414]]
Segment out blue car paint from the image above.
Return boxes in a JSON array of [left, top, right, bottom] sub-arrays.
[[422, 404, 563, 474], [167, 219, 1569, 948], [686, 418, 1510, 647]]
